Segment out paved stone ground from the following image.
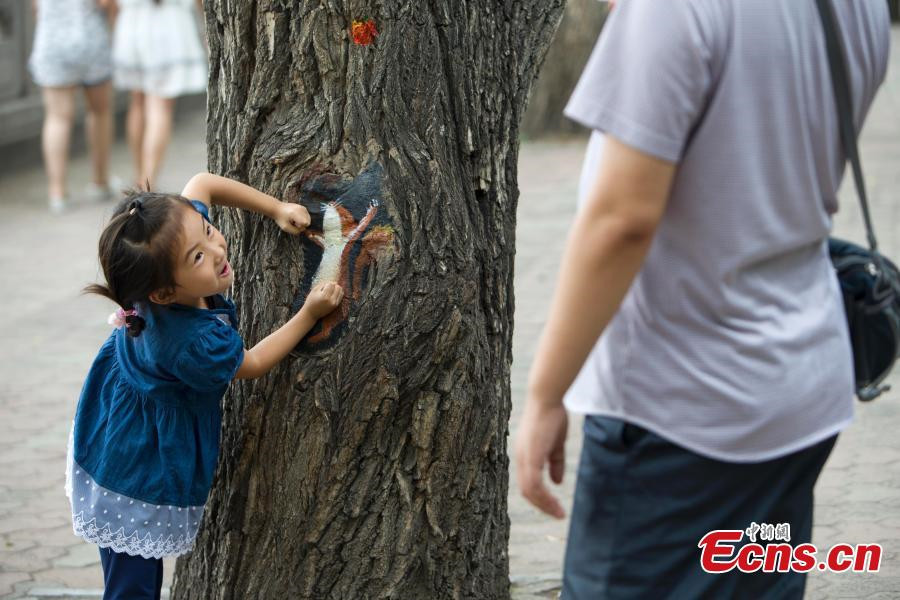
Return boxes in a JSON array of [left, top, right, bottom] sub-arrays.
[[1, 26, 899, 599]]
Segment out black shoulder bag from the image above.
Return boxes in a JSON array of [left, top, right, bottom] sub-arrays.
[[817, 0, 900, 401]]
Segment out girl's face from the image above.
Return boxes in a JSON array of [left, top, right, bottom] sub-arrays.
[[166, 207, 233, 307]]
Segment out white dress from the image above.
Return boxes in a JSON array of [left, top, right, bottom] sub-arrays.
[[112, 0, 207, 98]]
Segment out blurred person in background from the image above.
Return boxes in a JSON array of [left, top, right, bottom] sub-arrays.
[[28, 0, 117, 213], [113, 0, 206, 189]]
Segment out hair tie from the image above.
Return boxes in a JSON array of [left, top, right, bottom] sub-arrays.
[[108, 307, 138, 328], [128, 199, 143, 216]]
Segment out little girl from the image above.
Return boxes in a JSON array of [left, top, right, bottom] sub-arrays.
[[66, 173, 342, 599]]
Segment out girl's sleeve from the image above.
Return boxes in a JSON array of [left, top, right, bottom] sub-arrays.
[[172, 321, 245, 392], [189, 200, 211, 222]]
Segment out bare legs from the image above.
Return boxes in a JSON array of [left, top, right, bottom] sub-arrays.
[[40, 82, 113, 210], [40, 82, 176, 204], [41, 86, 76, 202], [126, 90, 145, 186], [143, 95, 176, 188], [83, 81, 113, 188], [126, 91, 176, 189]]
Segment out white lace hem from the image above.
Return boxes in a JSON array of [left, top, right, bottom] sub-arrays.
[[72, 511, 197, 559]]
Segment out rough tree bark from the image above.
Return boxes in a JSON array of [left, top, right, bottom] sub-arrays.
[[521, 0, 608, 138], [172, 2, 564, 599]]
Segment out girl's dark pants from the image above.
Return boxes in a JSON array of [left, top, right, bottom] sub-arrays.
[[99, 547, 163, 600], [562, 415, 837, 599]]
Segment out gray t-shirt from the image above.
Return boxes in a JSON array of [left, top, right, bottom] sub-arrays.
[[563, 0, 890, 461]]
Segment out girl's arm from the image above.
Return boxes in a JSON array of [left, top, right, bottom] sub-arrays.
[[235, 282, 343, 379], [181, 172, 311, 233]]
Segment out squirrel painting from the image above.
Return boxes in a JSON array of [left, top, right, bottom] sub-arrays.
[[290, 163, 394, 348], [303, 198, 392, 344]]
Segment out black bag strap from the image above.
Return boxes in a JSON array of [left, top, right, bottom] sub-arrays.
[[815, 0, 878, 252]]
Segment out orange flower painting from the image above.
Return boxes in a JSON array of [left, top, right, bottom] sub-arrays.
[[351, 19, 378, 46]]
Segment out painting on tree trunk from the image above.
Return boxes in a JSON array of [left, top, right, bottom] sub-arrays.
[[288, 163, 395, 350]]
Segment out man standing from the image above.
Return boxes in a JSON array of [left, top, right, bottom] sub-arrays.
[[516, 0, 890, 597]]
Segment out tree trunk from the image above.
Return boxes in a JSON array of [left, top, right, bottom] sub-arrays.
[[521, 0, 608, 138], [172, 2, 565, 599]]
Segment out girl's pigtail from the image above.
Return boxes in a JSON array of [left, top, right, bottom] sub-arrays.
[[124, 311, 147, 337]]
